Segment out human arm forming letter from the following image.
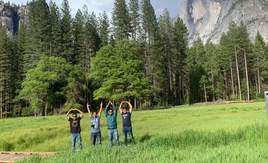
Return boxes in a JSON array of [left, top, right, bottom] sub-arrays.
[[127, 101, 133, 113], [119, 101, 124, 114], [98, 102, 103, 117], [87, 103, 91, 116]]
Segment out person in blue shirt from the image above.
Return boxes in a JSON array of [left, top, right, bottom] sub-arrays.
[[105, 101, 119, 146], [87, 102, 103, 146], [119, 101, 135, 145]]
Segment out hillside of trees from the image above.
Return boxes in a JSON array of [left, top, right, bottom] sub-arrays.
[[0, 0, 267, 118]]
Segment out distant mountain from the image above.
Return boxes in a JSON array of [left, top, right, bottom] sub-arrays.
[[0, 1, 27, 37], [179, 0, 268, 44]]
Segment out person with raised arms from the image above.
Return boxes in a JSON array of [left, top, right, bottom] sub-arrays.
[[105, 101, 119, 146], [87, 102, 103, 146], [119, 101, 136, 145], [66, 108, 84, 154]]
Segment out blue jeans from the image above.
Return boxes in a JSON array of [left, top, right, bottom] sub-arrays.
[[108, 129, 119, 146], [72, 133, 83, 153], [123, 127, 135, 145], [91, 131, 101, 145]]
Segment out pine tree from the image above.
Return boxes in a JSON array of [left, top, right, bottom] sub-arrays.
[[172, 17, 188, 104], [60, 0, 74, 63], [23, 0, 51, 71], [253, 32, 266, 96], [141, 0, 166, 105], [159, 9, 173, 104], [112, 0, 130, 40], [186, 39, 206, 104], [73, 9, 85, 64], [129, 0, 140, 40], [98, 12, 109, 46], [0, 24, 12, 118], [49, 1, 62, 56]]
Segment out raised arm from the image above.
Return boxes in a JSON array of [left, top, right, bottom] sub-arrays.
[[104, 102, 110, 117], [78, 109, 84, 118], [72, 108, 84, 118], [119, 101, 124, 114], [66, 108, 78, 120], [98, 102, 103, 117], [127, 101, 133, 113], [86, 103, 91, 116]]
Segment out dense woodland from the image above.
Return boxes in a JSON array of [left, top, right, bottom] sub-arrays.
[[0, 0, 267, 117]]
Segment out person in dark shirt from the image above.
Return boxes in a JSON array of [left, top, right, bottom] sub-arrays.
[[87, 102, 103, 146], [66, 108, 84, 154], [119, 101, 135, 145]]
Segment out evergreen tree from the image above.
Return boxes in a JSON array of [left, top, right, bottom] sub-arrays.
[[187, 39, 206, 104], [112, 0, 130, 40], [24, 0, 51, 70], [253, 32, 266, 96], [60, 0, 74, 63], [172, 17, 188, 104], [0, 24, 12, 118], [159, 9, 173, 104], [129, 0, 140, 40], [49, 1, 62, 56], [141, 0, 166, 105], [73, 9, 85, 64], [98, 12, 110, 46]]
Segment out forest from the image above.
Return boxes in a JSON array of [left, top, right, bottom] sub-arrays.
[[0, 0, 267, 117]]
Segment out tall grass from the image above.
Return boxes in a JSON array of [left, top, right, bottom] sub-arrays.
[[0, 102, 267, 162], [21, 124, 268, 163]]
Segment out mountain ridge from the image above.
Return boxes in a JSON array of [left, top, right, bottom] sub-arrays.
[[179, 0, 268, 44]]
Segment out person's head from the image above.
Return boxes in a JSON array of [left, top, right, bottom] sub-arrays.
[[122, 103, 128, 113], [108, 106, 113, 116], [72, 113, 78, 119], [92, 111, 97, 117]]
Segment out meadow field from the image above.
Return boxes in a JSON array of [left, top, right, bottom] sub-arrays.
[[1, 102, 268, 162]]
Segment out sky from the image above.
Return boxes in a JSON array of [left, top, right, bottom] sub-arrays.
[[3, 0, 181, 18]]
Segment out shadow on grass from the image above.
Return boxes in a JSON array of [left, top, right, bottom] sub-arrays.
[[139, 133, 152, 143]]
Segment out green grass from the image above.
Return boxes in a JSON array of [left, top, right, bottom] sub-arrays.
[[1, 102, 268, 162]]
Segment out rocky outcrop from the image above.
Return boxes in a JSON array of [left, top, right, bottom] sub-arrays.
[[0, 1, 27, 37], [179, 0, 268, 44]]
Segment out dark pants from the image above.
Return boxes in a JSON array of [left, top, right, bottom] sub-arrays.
[[123, 127, 135, 145], [71, 133, 83, 153], [91, 131, 101, 145]]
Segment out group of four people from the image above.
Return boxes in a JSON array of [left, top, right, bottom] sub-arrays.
[[66, 101, 135, 153]]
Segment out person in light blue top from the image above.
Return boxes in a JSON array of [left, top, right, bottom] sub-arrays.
[[87, 102, 103, 146], [105, 101, 119, 146]]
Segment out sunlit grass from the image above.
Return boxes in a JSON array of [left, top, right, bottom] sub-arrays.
[[0, 102, 267, 162]]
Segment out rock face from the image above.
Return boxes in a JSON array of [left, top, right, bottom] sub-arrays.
[[179, 0, 268, 44], [0, 1, 27, 37]]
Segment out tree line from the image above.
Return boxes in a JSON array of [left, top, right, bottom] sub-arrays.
[[0, 0, 267, 118]]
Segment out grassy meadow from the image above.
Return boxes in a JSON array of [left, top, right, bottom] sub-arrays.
[[1, 102, 268, 162]]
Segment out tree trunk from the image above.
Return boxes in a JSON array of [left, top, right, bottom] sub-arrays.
[[0, 91, 2, 119], [45, 101, 48, 116], [255, 74, 258, 97], [235, 47, 242, 101], [224, 71, 228, 100], [244, 51, 250, 101], [211, 70, 215, 102], [257, 67, 261, 94], [230, 63, 235, 98], [204, 83, 207, 103], [134, 98, 137, 109]]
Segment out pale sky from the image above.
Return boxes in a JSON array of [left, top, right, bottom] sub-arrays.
[[3, 0, 181, 18]]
